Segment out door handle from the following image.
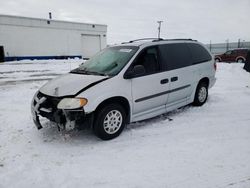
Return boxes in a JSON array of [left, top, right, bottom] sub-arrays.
[[160, 79, 169, 84], [171, 76, 178, 82]]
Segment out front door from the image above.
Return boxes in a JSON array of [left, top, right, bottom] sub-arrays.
[[129, 46, 170, 121]]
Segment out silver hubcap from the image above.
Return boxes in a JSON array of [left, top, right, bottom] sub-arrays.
[[103, 110, 123, 134], [237, 59, 243, 63], [198, 87, 207, 103]]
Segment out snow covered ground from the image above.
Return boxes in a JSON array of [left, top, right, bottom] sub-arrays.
[[0, 60, 250, 188]]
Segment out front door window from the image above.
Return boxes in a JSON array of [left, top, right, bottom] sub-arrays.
[[132, 47, 160, 76]]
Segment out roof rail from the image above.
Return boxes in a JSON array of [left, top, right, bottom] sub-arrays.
[[153, 38, 197, 42], [121, 38, 163, 44], [121, 38, 197, 44]]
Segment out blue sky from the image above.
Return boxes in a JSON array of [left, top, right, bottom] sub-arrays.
[[0, 0, 249, 44]]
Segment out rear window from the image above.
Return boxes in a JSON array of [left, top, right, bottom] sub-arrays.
[[187, 43, 212, 64], [159, 43, 192, 71]]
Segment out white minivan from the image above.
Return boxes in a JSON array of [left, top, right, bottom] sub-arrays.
[[31, 38, 216, 140]]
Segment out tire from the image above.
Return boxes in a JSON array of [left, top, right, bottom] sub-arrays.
[[193, 82, 208, 106], [237, 58, 244, 63], [93, 103, 126, 140], [215, 58, 220, 62]]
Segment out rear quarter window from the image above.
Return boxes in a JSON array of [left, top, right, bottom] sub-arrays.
[[159, 43, 192, 71], [238, 49, 248, 54], [187, 43, 212, 64]]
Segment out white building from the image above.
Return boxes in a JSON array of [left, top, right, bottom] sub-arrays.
[[0, 14, 107, 62]]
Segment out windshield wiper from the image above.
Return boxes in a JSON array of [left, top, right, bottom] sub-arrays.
[[70, 68, 108, 76], [86, 71, 107, 76], [70, 69, 88, 74]]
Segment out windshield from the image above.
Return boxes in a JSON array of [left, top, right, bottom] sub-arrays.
[[71, 46, 139, 76]]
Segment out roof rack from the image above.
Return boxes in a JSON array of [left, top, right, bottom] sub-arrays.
[[121, 38, 163, 44], [152, 38, 197, 42], [153, 39, 197, 42], [121, 38, 197, 44]]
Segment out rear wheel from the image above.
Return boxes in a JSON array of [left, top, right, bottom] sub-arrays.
[[193, 82, 208, 106], [93, 103, 126, 140], [237, 58, 244, 63]]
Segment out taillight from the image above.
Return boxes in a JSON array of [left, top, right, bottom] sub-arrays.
[[214, 62, 217, 71]]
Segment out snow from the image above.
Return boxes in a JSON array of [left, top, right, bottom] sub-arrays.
[[0, 60, 250, 188]]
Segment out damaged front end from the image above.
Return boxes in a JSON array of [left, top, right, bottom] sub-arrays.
[[31, 92, 92, 131]]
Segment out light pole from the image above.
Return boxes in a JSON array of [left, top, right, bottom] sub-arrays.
[[226, 39, 229, 51], [157, 21, 163, 39]]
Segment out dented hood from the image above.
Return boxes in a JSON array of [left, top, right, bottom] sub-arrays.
[[39, 73, 107, 97]]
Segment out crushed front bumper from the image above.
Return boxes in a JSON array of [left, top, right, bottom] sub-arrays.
[[32, 111, 43, 130], [31, 92, 91, 131], [31, 92, 46, 129]]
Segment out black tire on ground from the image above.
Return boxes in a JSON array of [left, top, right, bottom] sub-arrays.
[[93, 103, 126, 140], [193, 82, 208, 106], [237, 58, 244, 63], [215, 58, 220, 62]]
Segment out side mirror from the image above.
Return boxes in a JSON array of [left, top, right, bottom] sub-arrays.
[[124, 65, 146, 79]]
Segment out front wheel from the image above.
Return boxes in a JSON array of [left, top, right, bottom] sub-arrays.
[[93, 104, 126, 140], [215, 58, 220, 62], [193, 82, 208, 106]]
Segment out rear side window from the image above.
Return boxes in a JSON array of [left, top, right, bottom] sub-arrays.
[[159, 43, 192, 71], [238, 49, 248, 54], [187, 43, 212, 64]]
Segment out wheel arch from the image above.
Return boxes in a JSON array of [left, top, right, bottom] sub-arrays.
[[236, 56, 246, 62], [198, 77, 209, 88], [215, 56, 221, 62], [94, 96, 131, 123], [192, 77, 209, 106]]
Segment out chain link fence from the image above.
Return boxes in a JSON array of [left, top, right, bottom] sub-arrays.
[[205, 40, 250, 55]]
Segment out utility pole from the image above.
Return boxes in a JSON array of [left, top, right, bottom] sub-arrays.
[[209, 40, 212, 52], [157, 21, 163, 39], [49, 12, 52, 19], [226, 39, 229, 51], [47, 12, 52, 25], [242, 40, 245, 48]]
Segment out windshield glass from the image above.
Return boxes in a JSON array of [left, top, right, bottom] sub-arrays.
[[71, 46, 139, 76]]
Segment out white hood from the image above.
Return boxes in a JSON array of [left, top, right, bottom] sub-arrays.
[[40, 73, 107, 97]]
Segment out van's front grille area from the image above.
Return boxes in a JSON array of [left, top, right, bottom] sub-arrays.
[[34, 92, 65, 124], [38, 92, 61, 111], [32, 92, 88, 130]]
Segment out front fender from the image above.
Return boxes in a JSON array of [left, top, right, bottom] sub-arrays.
[[76, 77, 132, 115]]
